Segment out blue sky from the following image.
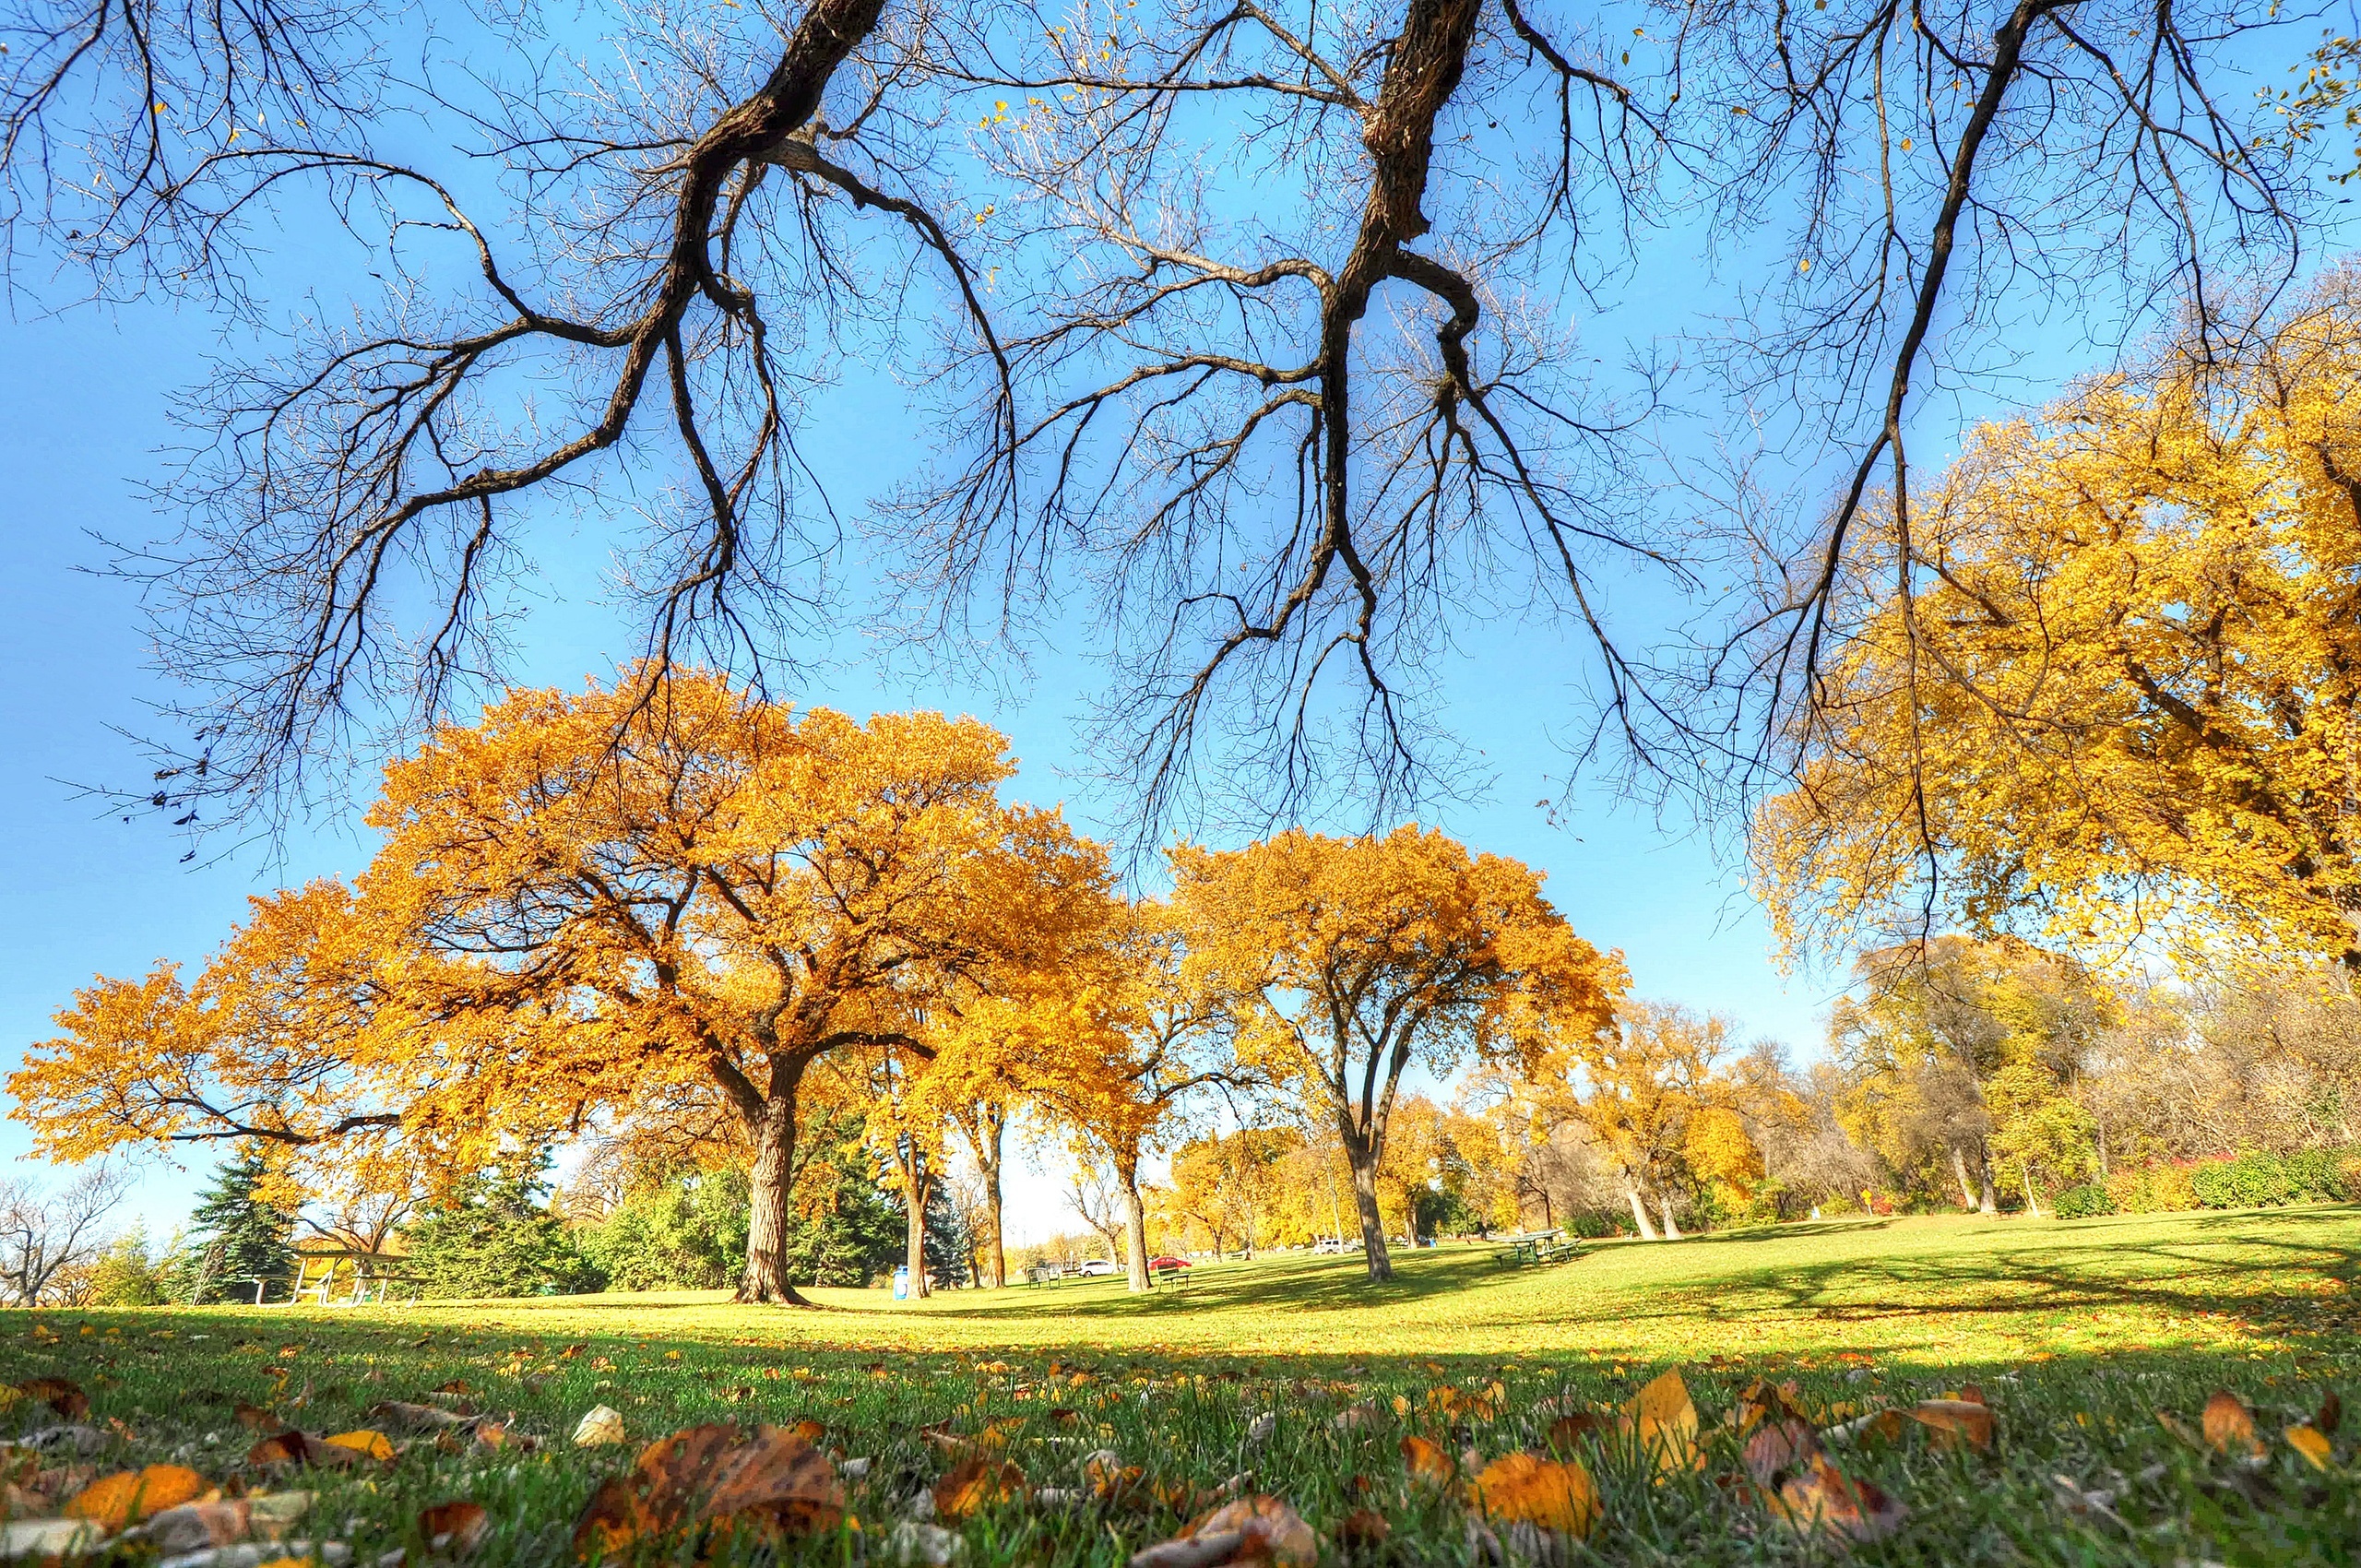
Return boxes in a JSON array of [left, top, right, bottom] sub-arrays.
[[0, 283, 1848, 1245]]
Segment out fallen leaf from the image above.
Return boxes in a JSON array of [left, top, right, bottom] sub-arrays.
[[364, 1403, 478, 1435], [1467, 1453, 1599, 1538], [1768, 1453, 1908, 1545], [1331, 1404, 1379, 1433], [1907, 1399, 1994, 1453], [1620, 1370, 1703, 1477], [2201, 1392, 2264, 1459], [322, 1431, 394, 1462], [64, 1465, 207, 1529], [1129, 1495, 1317, 1568], [1333, 1509, 1389, 1553], [235, 1405, 278, 1432], [246, 1431, 379, 1471], [1742, 1420, 1821, 1489], [419, 1501, 490, 1556], [1543, 1411, 1609, 1452], [572, 1423, 843, 1561], [140, 1500, 255, 1554], [1400, 1435, 1454, 1488], [17, 1379, 89, 1421], [2285, 1424, 2333, 1471], [933, 1457, 1027, 1520], [2315, 1390, 2343, 1438], [572, 1407, 625, 1448]]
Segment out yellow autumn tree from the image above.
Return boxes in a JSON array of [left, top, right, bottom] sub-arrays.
[[1172, 826, 1623, 1280], [1758, 274, 2361, 972], [17, 670, 1111, 1304]]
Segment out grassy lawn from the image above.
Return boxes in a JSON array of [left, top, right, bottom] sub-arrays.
[[3, 1208, 2356, 1567]]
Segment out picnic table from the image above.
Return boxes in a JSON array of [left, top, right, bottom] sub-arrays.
[[1490, 1229, 1582, 1266]]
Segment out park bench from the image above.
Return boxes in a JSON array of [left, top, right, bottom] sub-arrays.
[[1151, 1261, 1189, 1288]]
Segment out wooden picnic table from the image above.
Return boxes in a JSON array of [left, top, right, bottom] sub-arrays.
[[1490, 1229, 1578, 1265]]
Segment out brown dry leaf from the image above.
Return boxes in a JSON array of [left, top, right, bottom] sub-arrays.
[[1768, 1454, 1908, 1546], [2154, 1409, 2203, 1451], [234, 1405, 278, 1432], [1742, 1420, 1821, 1489], [366, 1403, 479, 1435], [2315, 1390, 2343, 1438], [18, 1378, 89, 1421], [1333, 1508, 1390, 1554], [140, 1499, 259, 1555], [1731, 1380, 1809, 1434], [1620, 1371, 1703, 1477], [1128, 1495, 1318, 1568], [246, 1431, 380, 1471], [419, 1500, 490, 1556], [933, 1457, 1028, 1520], [2285, 1424, 2333, 1472], [63, 1465, 207, 1530], [1400, 1435, 1455, 1489], [1467, 1453, 1600, 1538], [1544, 1412, 1609, 1453], [2201, 1392, 2265, 1459], [572, 1422, 845, 1561], [1907, 1400, 1995, 1453]]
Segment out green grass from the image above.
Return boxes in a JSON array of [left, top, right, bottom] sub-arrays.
[[5, 1208, 2357, 1568]]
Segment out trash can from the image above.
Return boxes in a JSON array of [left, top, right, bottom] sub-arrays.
[[892, 1265, 910, 1301]]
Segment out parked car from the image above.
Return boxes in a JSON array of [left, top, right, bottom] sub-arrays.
[[1075, 1258, 1118, 1277], [1146, 1254, 1192, 1270]]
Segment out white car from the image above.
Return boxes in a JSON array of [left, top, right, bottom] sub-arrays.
[[1075, 1258, 1118, 1277]]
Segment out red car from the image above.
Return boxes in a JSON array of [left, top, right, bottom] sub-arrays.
[[1147, 1254, 1193, 1270]]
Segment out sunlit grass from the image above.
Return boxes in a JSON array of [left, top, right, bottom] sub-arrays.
[[4, 1207, 2355, 1566]]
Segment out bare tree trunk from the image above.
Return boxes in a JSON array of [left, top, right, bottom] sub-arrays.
[[1976, 1146, 1999, 1214], [2020, 1164, 2041, 1218], [1657, 1193, 1683, 1241], [1121, 1164, 1152, 1292], [740, 1078, 812, 1305], [979, 1111, 1007, 1289], [1349, 1151, 1393, 1281], [1951, 1146, 1979, 1210], [905, 1157, 932, 1299], [1625, 1189, 1660, 1241]]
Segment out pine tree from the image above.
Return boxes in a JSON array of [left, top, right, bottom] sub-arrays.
[[401, 1156, 603, 1299], [167, 1147, 294, 1303]]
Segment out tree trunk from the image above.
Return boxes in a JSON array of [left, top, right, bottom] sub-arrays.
[[904, 1158, 931, 1298], [739, 1079, 812, 1305], [1950, 1146, 1979, 1210], [2020, 1163, 2041, 1218], [1121, 1165, 1152, 1292], [1975, 1146, 1999, 1214], [1657, 1193, 1683, 1241], [978, 1112, 1006, 1289], [1349, 1148, 1393, 1281], [1625, 1188, 1659, 1241]]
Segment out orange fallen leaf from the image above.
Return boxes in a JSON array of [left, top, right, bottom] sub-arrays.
[[63, 1466, 207, 1530], [2201, 1392, 2264, 1459], [2285, 1424, 2333, 1471], [234, 1405, 278, 1432], [933, 1457, 1028, 1519], [1467, 1453, 1599, 1538], [1907, 1399, 1994, 1453], [247, 1431, 380, 1471], [419, 1501, 489, 1556], [324, 1431, 396, 1462], [1400, 1435, 1454, 1488], [1768, 1453, 1908, 1545], [573, 1422, 843, 1562], [1742, 1420, 1821, 1488], [1621, 1370, 1703, 1477]]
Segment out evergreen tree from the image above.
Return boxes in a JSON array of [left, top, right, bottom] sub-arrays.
[[402, 1157, 603, 1299], [165, 1147, 295, 1304], [922, 1182, 971, 1289]]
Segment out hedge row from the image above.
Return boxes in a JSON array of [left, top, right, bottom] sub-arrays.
[[2053, 1146, 2361, 1218]]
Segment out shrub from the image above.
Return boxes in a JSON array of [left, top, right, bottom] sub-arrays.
[[2053, 1183, 2115, 1218], [2188, 1147, 2359, 1209]]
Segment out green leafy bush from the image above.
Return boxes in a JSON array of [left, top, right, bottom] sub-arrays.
[[2053, 1183, 2116, 1218], [2189, 1147, 2360, 1209]]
